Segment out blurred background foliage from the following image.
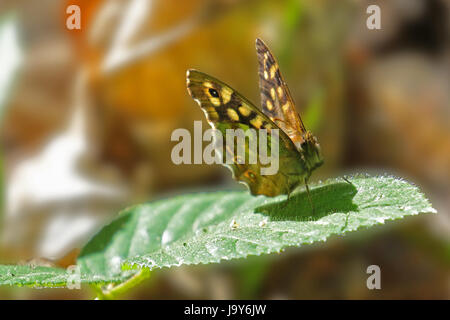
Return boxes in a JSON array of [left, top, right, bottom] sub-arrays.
[[0, 0, 448, 299]]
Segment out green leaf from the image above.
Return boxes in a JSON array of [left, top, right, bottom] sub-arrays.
[[91, 175, 435, 270], [76, 213, 141, 281], [0, 175, 436, 289], [0, 264, 129, 288], [0, 265, 72, 288]]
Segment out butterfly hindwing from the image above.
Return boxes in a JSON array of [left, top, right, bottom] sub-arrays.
[[256, 38, 306, 148], [186, 69, 307, 196]]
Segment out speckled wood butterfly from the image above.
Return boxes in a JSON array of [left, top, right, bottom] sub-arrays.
[[186, 38, 323, 202]]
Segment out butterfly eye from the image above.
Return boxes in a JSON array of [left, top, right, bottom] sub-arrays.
[[208, 88, 220, 98]]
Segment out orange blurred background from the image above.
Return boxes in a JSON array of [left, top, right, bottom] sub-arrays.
[[0, 0, 448, 299]]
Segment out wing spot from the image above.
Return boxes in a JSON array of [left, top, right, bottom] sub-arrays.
[[204, 87, 221, 106], [201, 108, 219, 122], [270, 88, 276, 100], [209, 96, 221, 106], [203, 81, 213, 88], [264, 70, 269, 80], [208, 88, 219, 98], [266, 100, 273, 111], [250, 116, 263, 129], [270, 64, 278, 79], [277, 86, 283, 99], [227, 108, 240, 121], [221, 87, 232, 104], [282, 102, 290, 112], [238, 106, 251, 117]]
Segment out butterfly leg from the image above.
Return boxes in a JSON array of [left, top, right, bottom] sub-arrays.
[[280, 178, 292, 209], [304, 178, 315, 214]]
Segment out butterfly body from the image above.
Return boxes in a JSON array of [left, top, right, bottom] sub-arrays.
[[186, 38, 323, 198]]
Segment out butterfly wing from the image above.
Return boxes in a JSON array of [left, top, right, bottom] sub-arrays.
[[256, 38, 306, 148], [186, 69, 307, 196]]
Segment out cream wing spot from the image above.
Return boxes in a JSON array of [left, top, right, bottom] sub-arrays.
[[277, 86, 283, 99], [238, 106, 251, 117], [270, 64, 278, 79], [264, 70, 269, 80], [209, 96, 221, 106], [203, 81, 213, 88], [250, 116, 263, 128], [227, 108, 240, 121], [270, 88, 276, 100], [266, 100, 273, 111], [221, 87, 232, 104], [282, 102, 290, 112]]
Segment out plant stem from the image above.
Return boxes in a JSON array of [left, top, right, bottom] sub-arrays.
[[94, 268, 151, 300]]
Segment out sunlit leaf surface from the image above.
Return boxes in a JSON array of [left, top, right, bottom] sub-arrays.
[[0, 175, 436, 287]]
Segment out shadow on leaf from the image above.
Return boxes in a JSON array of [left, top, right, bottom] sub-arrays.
[[254, 182, 358, 221]]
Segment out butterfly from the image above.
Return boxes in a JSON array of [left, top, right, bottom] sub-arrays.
[[186, 38, 323, 204]]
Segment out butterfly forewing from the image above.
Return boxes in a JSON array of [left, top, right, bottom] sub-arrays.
[[186, 69, 293, 143], [186, 69, 306, 196], [256, 38, 306, 148]]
